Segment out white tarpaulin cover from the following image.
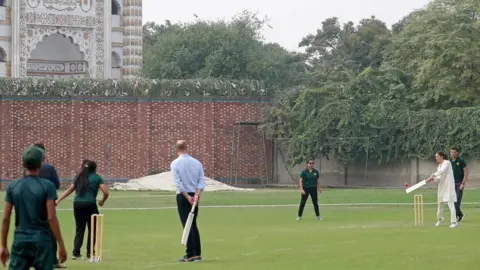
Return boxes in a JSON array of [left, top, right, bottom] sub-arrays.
[[112, 171, 255, 192]]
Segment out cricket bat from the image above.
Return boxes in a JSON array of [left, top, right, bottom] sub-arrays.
[[181, 201, 197, 246], [405, 180, 427, 194]]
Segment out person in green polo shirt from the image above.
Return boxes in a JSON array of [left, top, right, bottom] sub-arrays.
[[56, 160, 109, 260], [0, 146, 67, 269], [296, 159, 323, 220], [449, 146, 468, 222]]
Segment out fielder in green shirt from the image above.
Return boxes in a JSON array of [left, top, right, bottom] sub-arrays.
[[0, 146, 67, 269], [449, 146, 468, 222], [296, 159, 323, 220], [56, 160, 109, 260]]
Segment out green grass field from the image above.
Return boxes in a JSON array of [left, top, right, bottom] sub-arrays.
[[1, 188, 479, 270]]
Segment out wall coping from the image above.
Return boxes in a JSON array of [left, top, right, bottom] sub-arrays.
[[0, 96, 275, 103]]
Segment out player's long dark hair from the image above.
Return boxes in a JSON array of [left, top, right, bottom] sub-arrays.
[[73, 160, 97, 196]]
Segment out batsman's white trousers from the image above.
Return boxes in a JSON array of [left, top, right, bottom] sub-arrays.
[[437, 201, 456, 223]]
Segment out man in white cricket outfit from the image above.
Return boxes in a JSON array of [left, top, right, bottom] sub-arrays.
[[426, 151, 458, 228]]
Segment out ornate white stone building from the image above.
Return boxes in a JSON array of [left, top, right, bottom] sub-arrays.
[[0, 0, 142, 79]]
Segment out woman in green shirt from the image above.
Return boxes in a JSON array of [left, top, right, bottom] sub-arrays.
[[297, 159, 322, 220], [56, 160, 109, 260]]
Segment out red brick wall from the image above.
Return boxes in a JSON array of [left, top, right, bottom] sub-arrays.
[[0, 96, 273, 186]]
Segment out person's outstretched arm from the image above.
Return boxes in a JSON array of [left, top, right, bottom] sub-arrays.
[[428, 162, 450, 182], [56, 184, 75, 205], [436, 161, 450, 174]]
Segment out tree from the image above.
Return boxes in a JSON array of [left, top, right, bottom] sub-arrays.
[[384, 0, 480, 109], [298, 16, 392, 88], [143, 20, 177, 48], [142, 11, 307, 90], [266, 7, 480, 166]]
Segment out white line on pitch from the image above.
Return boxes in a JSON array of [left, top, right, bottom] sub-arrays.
[[104, 194, 175, 199], [273, 248, 292, 252], [3, 201, 479, 213]]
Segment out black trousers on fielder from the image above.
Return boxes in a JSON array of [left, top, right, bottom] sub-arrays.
[[298, 187, 320, 217], [455, 183, 464, 219], [72, 201, 99, 257], [176, 193, 201, 258]]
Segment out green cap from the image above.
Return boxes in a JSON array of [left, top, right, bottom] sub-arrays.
[[22, 145, 45, 166]]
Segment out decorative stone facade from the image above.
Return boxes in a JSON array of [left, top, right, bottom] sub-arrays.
[[0, 0, 143, 79]]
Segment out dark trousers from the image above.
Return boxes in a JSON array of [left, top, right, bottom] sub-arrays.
[[455, 183, 464, 218], [50, 230, 58, 265], [72, 201, 99, 257], [9, 241, 53, 270], [176, 193, 201, 258], [298, 187, 320, 217]]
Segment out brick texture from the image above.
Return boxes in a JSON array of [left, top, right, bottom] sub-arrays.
[[0, 97, 273, 187]]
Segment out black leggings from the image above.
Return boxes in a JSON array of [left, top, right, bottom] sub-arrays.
[[72, 201, 99, 257], [298, 187, 320, 217]]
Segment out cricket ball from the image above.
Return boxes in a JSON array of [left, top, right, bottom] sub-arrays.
[[404, 183, 409, 187]]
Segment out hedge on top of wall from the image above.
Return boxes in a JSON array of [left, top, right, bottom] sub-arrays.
[[0, 78, 269, 97]]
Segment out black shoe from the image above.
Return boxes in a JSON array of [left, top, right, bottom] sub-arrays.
[[458, 215, 465, 222]]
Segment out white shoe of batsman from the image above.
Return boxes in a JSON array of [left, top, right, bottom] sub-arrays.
[[435, 218, 444, 227]]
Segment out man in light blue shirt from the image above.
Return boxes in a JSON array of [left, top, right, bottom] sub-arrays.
[[171, 140, 205, 263]]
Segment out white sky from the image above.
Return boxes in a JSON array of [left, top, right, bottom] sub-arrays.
[[142, 0, 432, 52]]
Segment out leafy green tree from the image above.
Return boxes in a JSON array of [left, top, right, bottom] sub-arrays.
[[265, 16, 393, 142], [267, 6, 480, 166], [384, 0, 480, 109], [142, 11, 307, 90], [298, 16, 392, 88]]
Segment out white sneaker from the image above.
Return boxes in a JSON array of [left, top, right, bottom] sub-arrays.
[[435, 218, 444, 227], [296, 217, 301, 221], [449, 222, 458, 228], [316, 216, 323, 221]]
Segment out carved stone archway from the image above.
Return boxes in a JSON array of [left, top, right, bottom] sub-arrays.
[[24, 26, 94, 76]]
